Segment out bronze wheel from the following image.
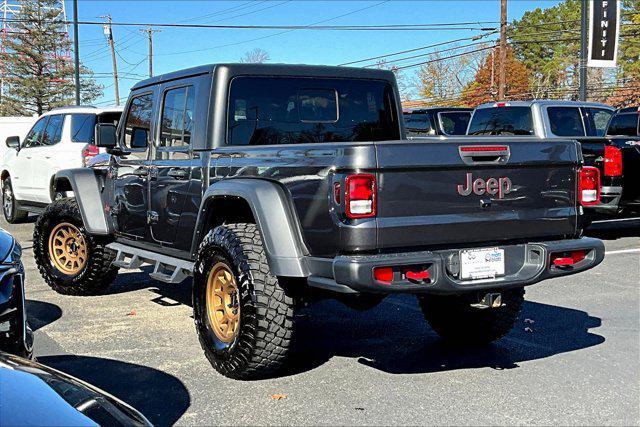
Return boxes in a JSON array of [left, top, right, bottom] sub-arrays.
[[206, 262, 241, 343], [48, 222, 88, 276]]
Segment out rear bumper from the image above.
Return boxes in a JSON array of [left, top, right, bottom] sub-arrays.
[[307, 237, 605, 295], [586, 186, 623, 215]]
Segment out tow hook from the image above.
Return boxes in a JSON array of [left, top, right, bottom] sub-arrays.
[[471, 293, 503, 309]]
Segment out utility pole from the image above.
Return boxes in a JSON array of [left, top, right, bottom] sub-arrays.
[[72, 0, 80, 105], [498, 0, 508, 100], [141, 27, 160, 78], [579, 0, 588, 101], [102, 15, 119, 106]]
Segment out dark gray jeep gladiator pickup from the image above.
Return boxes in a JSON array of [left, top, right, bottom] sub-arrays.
[[33, 64, 605, 379]]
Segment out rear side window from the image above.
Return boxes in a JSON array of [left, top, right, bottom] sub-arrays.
[[467, 107, 534, 135], [548, 107, 585, 137], [439, 111, 471, 135], [227, 77, 399, 146], [71, 114, 97, 143], [159, 86, 195, 149], [404, 113, 432, 133], [607, 113, 639, 136], [587, 108, 613, 137], [42, 114, 64, 145], [123, 93, 154, 150]]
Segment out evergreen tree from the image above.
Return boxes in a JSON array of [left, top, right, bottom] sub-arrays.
[[0, 0, 102, 115]]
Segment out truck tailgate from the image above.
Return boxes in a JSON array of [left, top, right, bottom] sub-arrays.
[[374, 138, 579, 249]]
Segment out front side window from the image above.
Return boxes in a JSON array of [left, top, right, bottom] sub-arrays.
[[123, 93, 154, 150], [607, 113, 639, 136], [439, 111, 471, 135], [467, 107, 534, 136], [159, 86, 195, 149], [548, 107, 585, 137], [404, 113, 432, 134], [586, 108, 613, 137], [23, 117, 48, 148], [71, 114, 97, 143], [227, 77, 399, 146], [42, 114, 64, 146]]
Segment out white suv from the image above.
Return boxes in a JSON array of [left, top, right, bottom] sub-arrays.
[[1, 106, 122, 223]]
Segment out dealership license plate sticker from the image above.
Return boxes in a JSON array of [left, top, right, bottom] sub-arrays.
[[460, 247, 505, 280]]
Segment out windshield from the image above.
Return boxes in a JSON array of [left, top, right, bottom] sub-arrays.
[[71, 112, 122, 144], [439, 111, 471, 135], [403, 113, 432, 132], [467, 107, 534, 136]]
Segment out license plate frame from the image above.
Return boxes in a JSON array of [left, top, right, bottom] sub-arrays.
[[459, 247, 505, 280]]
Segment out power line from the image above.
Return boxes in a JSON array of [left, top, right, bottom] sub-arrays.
[[394, 46, 494, 71], [338, 33, 496, 66]]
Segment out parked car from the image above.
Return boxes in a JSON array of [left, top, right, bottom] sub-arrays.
[[0, 228, 32, 359], [579, 106, 640, 219], [467, 100, 614, 137], [403, 107, 472, 137], [35, 64, 604, 380], [0, 352, 151, 426], [1, 106, 123, 223], [467, 101, 638, 220]]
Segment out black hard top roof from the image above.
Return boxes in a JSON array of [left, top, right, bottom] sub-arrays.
[[403, 107, 473, 114], [131, 63, 397, 90], [617, 106, 639, 114]]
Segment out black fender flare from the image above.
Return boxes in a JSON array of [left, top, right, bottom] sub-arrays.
[[54, 169, 111, 236], [192, 179, 309, 277]]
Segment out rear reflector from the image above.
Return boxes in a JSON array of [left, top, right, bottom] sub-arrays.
[[345, 174, 376, 218], [551, 250, 587, 267], [578, 167, 600, 206], [603, 145, 623, 177], [373, 267, 393, 283], [405, 270, 430, 281]]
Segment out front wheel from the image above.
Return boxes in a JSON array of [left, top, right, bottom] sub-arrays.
[[193, 223, 297, 380], [2, 178, 28, 223], [418, 288, 524, 345], [33, 198, 118, 295]]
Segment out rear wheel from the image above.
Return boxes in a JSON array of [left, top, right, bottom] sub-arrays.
[[193, 223, 297, 380], [2, 178, 28, 223], [33, 198, 118, 295], [418, 288, 524, 345]]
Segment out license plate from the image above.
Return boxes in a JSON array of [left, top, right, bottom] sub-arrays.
[[460, 247, 505, 280]]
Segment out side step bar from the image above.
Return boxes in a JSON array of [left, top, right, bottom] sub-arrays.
[[106, 242, 194, 284]]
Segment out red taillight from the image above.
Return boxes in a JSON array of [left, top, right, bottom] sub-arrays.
[[459, 145, 509, 152], [82, 144, 100, 166], [345, 173, 376, 218], [494, 102, 510, 107], [603, 145, 623, 177], [578, 166, 600, 206], [373, 267, 393, 283]]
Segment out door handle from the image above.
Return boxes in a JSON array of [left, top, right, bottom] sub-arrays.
[[132, 167, 148, 177], [167, 168, 189, 180]]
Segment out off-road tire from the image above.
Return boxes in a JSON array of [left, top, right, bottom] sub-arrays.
[[2, 178, 28, 223], [418, 288, 524, 345], [33, 198, 118, 295], [193, 223, 296, 380]]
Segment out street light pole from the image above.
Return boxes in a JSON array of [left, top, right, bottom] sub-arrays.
[[579, 0, 588, 101], [72, 0, 80, 105]]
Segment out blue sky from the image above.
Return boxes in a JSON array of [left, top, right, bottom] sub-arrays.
[[69, 0, 562, 105]]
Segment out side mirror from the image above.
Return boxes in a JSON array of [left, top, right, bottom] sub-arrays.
[[5, 136, 20, 149], [95, 123, 117, 148]]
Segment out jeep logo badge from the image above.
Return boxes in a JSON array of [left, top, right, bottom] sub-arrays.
[[457, 173, 512, 199]]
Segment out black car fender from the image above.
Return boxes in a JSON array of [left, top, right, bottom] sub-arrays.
[[53, 169, 111, 236], [192, 178, 309, 277]]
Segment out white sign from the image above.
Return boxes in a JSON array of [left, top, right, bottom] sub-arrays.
[[588, 0, 621, 68], [460, 247, 505, 280]]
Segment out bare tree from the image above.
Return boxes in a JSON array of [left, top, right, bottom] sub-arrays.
[[240, 48, 270, 64]]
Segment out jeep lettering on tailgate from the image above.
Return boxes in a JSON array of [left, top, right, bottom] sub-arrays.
[[457, 172, 512, 198]]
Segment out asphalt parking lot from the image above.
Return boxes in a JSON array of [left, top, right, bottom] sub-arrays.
[[5, 216, 639, 426]]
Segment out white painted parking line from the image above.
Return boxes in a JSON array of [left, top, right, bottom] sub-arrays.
[[606, 248, 640, 255]]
